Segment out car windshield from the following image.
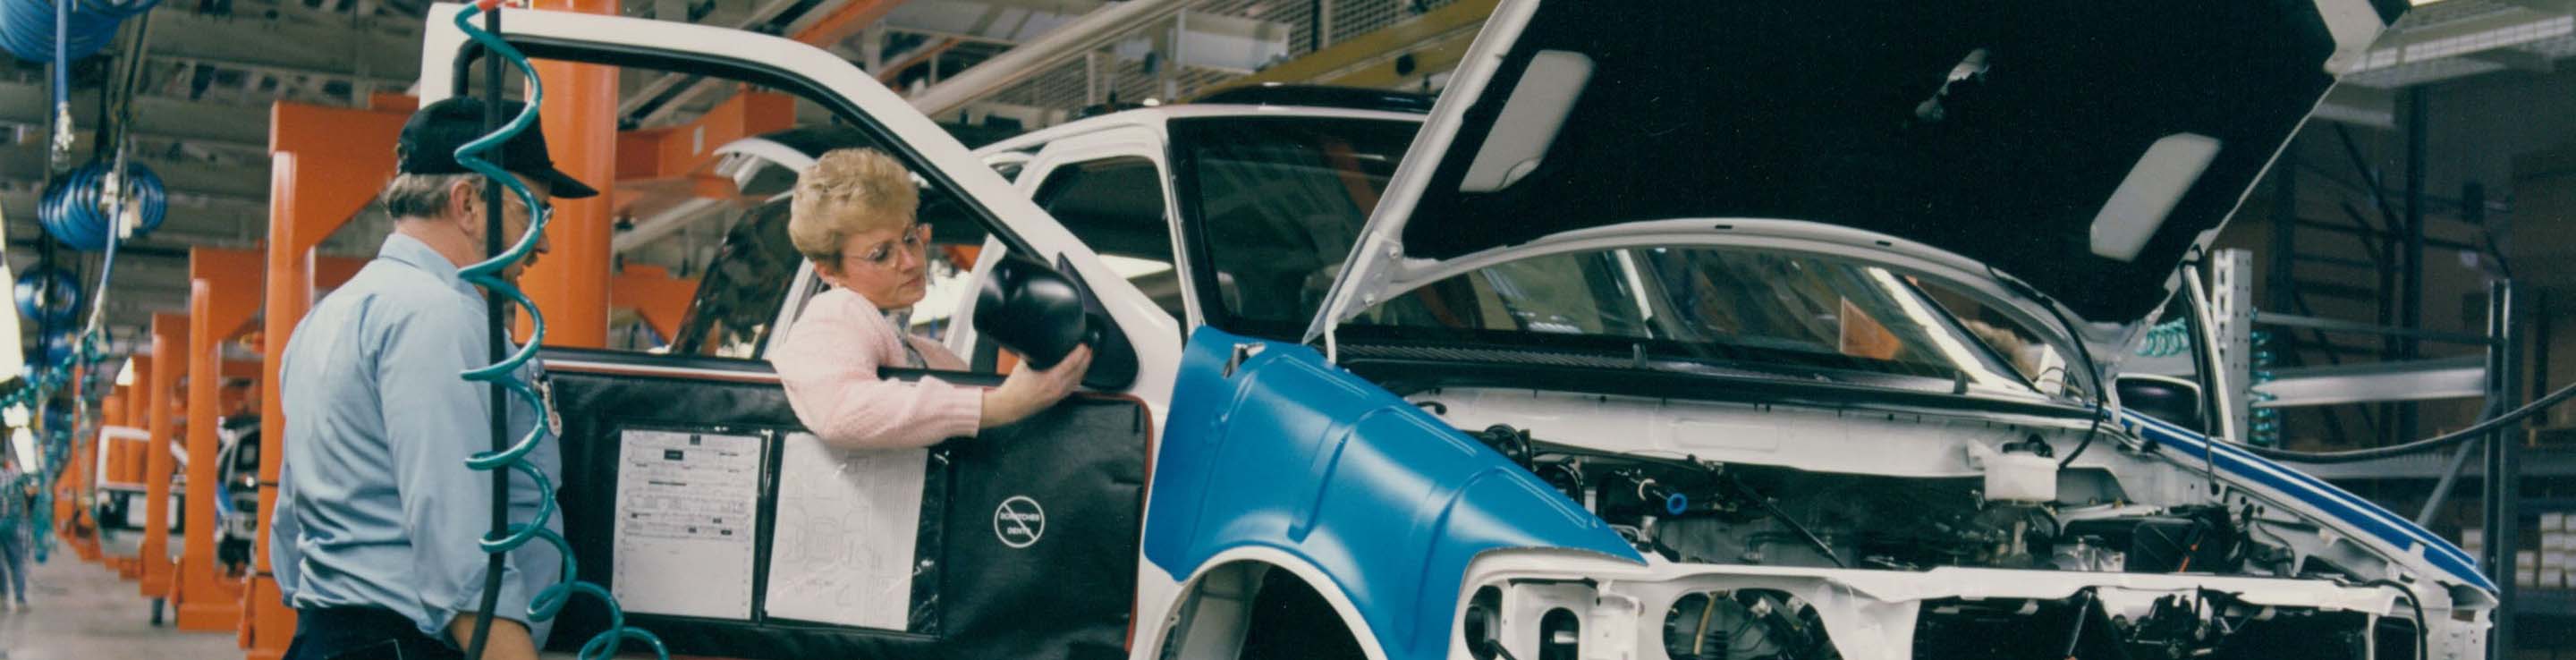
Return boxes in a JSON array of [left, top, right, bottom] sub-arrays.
[[1170, 114, 1419, 328], [1343, 248, 2049, 398], [1170, 115, 2046, 401]]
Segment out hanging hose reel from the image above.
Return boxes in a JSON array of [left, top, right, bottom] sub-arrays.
[[0, 0, 155, 62], [14, 266, 81, 326], [38, 160, 167, 251]]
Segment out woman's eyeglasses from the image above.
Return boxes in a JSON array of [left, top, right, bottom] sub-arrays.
[[847, 224, 933, 269]]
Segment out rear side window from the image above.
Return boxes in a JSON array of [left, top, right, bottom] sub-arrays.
[[669, 201, 799, 358], [1030, 157, 1183, 322]]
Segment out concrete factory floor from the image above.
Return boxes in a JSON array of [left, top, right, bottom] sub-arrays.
[[0, 549, 235, 660]]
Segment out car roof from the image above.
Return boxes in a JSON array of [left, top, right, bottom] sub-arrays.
[[975, 104, 1427, 157]]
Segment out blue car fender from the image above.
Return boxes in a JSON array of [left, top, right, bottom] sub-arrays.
[[1143, 327, 1642, 659]]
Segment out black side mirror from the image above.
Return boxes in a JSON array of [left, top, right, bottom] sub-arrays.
[[973, 254, 1139, 390], [2115, 374, 2207, 434]]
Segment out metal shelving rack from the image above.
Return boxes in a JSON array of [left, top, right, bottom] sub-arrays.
[[2207, 249, 2563, 656]]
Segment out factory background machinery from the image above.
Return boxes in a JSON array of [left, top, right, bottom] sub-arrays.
[[2, 1, 2576, 659]]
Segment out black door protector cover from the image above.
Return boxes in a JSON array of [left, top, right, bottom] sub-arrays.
[[539, 352, 1148, 660]]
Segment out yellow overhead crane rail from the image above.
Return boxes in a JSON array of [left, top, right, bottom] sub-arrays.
[[1195, 0, 1496, 97]]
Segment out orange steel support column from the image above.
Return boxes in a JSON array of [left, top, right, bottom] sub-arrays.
[[141, 314, 190, 600], [247, 103, 412, 660], [524, 0, 618, 348], [56, 399, 90, 560], [114, 357, 150, 580], [177, 249, 264, 631], [612, 266, 699, 341]]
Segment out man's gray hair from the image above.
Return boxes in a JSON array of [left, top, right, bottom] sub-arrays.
[[379, 172, 482, 220]]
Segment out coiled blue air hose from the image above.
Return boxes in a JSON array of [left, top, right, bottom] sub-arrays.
[[451, 5, 664, 659], [38, 160, 166, 251], [1, 0, 161, 168], [0, 0, 151, 61], [15, 267, 81, 326]]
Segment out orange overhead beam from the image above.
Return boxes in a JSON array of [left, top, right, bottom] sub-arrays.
[[250, 101, 410, 660], [791, 0, 906, 49], [612, 266, 699, 341], [368, 91, 420, 113], [617, 174, 743, 203], [178, 248, 262, 632], [268, 104, 411, 228], [141, 314, 190, 601], [613, 90, 796, 183]]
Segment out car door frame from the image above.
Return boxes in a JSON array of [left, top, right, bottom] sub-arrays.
[[415, 2, 1182, 416], [417, 8, 1196, 655], [1017, 124, 1202, 329]]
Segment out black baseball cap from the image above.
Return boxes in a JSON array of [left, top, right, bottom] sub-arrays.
[[396, 97, 600, 199]]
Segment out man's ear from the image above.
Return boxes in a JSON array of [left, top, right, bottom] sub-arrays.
[[447, 177, 488, 233]]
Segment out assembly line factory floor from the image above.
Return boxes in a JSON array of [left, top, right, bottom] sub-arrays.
[[0, 553, 235, 660], [0, 537, 588, 659]]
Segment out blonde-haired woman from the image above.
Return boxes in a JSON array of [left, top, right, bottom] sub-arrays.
[[769, 148, 1091, 449]]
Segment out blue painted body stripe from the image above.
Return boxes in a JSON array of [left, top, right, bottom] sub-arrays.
[[2116, 410, 2495, 592], [2122, 411, 2479, 570]]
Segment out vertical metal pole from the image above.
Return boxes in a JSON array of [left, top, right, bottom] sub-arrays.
[[1084, 51, 1101, 106], [2212, 250, 2257, 444], [1318, 0, 1339, 49], [2482, 279, 2518, 660], [2269, 156, 2298, 312], [465, 9, 511, 660], [2400, 87, 2428, 441], [863, 24, 885, 74], [1311, 0, 1328, 52]]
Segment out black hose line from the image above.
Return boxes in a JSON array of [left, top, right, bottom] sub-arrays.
[[2241, 377, 2576, 464]]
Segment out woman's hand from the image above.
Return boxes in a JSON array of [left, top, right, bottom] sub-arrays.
[[979, 345, 1094, 429]]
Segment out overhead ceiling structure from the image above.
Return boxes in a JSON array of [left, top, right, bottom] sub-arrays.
[[3, 0, 2571, 341], [1, 0, 427, 340], [2312, 0, 2576, 126]]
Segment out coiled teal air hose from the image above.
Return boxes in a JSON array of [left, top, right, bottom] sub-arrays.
[[2131, 319, 2282, 446], [2248, 331, 2279, 447], [449, 5, 665, 659], [2133, 318, 2191, 358]]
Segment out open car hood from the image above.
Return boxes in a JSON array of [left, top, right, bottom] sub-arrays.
[[1309, 0, 2408, 341]]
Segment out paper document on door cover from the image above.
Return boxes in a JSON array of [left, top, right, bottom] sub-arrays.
[[611, 429, 762, 620], [764, 432, 926, 630]]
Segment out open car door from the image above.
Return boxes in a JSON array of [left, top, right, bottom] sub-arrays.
[[418, 6, 1176, 659]]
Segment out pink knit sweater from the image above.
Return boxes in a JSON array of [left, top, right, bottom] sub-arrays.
[[769, 287, 982, 449]]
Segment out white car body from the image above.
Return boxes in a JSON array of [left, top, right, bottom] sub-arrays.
[[417, 2, 2483, 659]]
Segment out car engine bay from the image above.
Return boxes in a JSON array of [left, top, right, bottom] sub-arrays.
[[1456, 423, 2436, 660]]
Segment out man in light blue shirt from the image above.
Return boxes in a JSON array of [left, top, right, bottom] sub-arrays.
[[268, 97, 597, 660]]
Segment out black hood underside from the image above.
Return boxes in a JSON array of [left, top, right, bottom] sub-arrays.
[[1400, 0, 2402, 322]]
